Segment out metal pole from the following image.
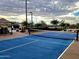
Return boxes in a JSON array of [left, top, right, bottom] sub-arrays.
[[25, 0, 27, 29], [10, 22, 13, 35], [29, 12, 33, 28], [76, 29, 79, 41]]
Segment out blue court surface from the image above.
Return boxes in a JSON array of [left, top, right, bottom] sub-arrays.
[[0, 32, 76, 59]]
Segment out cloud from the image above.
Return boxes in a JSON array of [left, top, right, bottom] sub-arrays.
[[0, 0, 79, 24], [58, 16, 79, 24], [0, 0, 25, 15], [0, 0, 78, 16], [27, 0, 79, 16]]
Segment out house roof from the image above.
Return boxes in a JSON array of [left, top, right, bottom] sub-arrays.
[[0, 18, 10, 23]]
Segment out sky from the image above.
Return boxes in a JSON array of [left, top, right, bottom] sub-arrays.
[[0, 0, 79, 24]]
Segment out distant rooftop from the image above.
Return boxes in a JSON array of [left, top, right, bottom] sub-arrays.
[[0, 18, 10, 23]]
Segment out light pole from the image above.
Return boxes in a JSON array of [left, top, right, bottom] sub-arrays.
[[29, 12, 33, 28]]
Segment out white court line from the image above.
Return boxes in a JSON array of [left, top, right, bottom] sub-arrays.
[[0, 55, 11, 57], [57, 40, 74, 59], [0, 40, 39, 53]]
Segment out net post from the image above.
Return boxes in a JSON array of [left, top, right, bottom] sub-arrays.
[[10, 22, 13, 35], [76, 30, 79, 41], [28, 28, 31, 35]]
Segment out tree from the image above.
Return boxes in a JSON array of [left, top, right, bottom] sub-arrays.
[[51, 20, 59, 28], [76, 23, 79, 29], [22, 21, 27, 26], [69, 24, 76, 29], [51, 20, 59, 25], [41, 21, 47, 28], [34, 23, 42, 28], [34, 21, 47, 29], [60, 22, 70, 30], [22, 21, 32, 28], [60, 23, 70, 27]]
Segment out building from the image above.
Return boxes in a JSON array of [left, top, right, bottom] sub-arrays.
[[0, 18, 11, 26], [0, 18, 11, 34]]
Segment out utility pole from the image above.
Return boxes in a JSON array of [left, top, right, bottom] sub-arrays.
[[25, 0, 28, 29]]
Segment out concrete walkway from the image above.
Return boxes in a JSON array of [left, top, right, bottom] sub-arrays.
[[0, 32, 28, 41], [61, 41, 79, 59]]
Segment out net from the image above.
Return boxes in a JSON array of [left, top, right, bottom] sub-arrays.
[[28, 29, 76, 40]]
